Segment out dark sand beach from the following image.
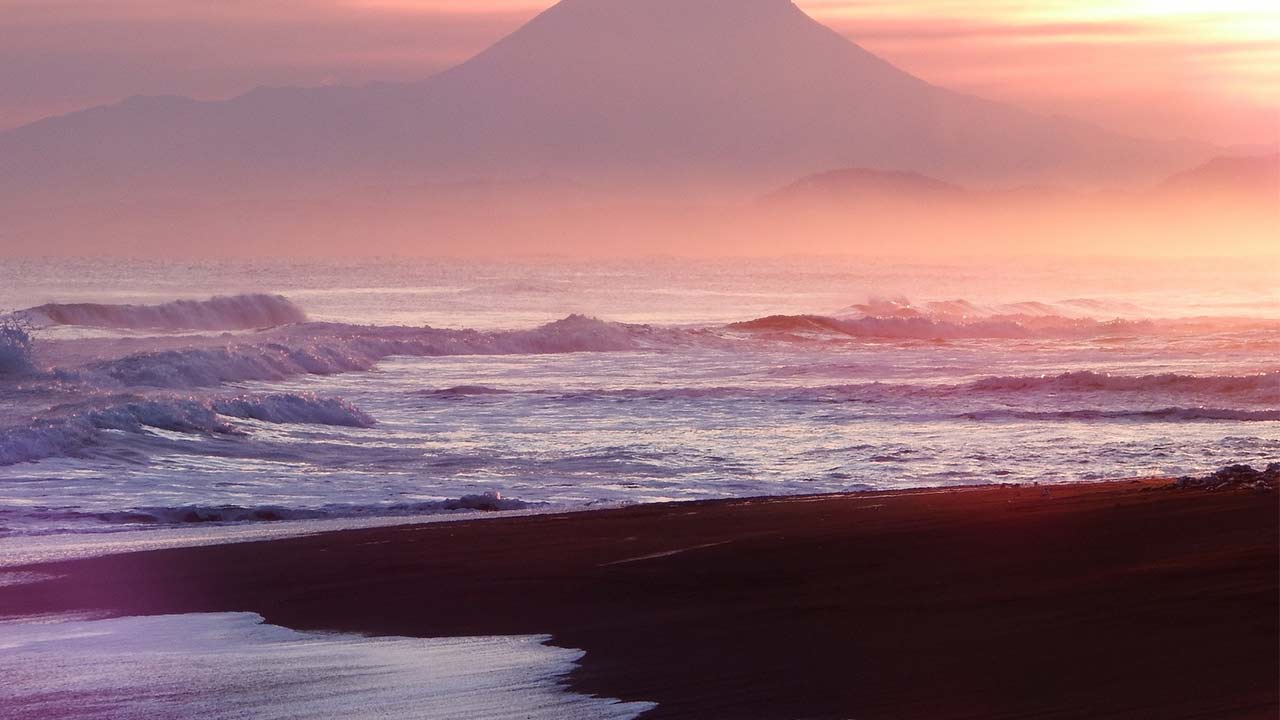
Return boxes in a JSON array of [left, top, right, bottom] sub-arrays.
[[3, 479, 1276, 720]]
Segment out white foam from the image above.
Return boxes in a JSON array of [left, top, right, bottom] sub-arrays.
[[0, 612, 656, 720], [0, 506, 557, 568], [0, 571, 59, 588]]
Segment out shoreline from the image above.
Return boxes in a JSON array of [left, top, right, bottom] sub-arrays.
[[0, 475, 1208, 568], [2, 478, 1276, 719]]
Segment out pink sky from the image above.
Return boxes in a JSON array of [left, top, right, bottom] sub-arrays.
[[1, 0, 1276, 146]]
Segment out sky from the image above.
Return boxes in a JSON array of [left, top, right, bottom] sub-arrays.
[[0, 0, 1276, 146]]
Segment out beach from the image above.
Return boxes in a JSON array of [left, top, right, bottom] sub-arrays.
[[3, 477, 1276, 719], [3, 0, 1277, 717]]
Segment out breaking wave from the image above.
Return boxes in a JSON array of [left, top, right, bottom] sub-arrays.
[[12, 491, 535, 529], [61, 315, 666, 389], [0, 393, 374, 466], [0, 320, 33, 375], [19, 294, 307, 331], [211, 394, 375, 426]]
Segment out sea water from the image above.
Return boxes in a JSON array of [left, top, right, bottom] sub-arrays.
[[0, 255, 1276, 541]]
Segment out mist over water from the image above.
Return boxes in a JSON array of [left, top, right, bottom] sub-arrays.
[[0, 256, 1276, 539]]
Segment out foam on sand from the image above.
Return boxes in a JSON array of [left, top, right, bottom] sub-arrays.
[[0, 612, 656, 720]]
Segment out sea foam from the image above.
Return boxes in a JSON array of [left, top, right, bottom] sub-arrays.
[[10, 491, 536, 528], [0, 613, 655, 720]]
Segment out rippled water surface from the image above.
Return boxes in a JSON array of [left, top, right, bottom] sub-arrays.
[[1, 256, 1276, 538]]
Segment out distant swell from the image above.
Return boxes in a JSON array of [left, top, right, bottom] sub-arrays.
[[413, 370, 1280, 405], [0, 393, 374, 466], [20, 294, 307, 331], [967, 370, 1280, 399], [423, 386, 518, 398], [959, 408, 1280, 423], [729, 314, 1153, 340]]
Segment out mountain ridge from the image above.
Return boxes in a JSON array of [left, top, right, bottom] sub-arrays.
[[0, 0, 1226, 252]]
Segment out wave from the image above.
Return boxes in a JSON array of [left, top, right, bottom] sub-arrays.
[[412, 370, 1279, 405], [967, 370, 1280, 398], [60, 315, 668, 389], [959, 407, 1280, 423], [0, 320, 34, 375], [0, 393, 374, 466], [728, 313, 1153, 340], [19, 294, 306, 331], [12, 491, 534, 528], [422, 385, 517, 398], [211, 394, 375, 427], [29, 304, 1280, 394], [412, 385, 1277, 422], [839, 297, 1154, 321]]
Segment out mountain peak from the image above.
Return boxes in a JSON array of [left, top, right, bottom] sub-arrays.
[[492, 0, 826, 52], [0, 0, 1216, 251], [550, 0, 800, 16], [495, 0, 822, 48]]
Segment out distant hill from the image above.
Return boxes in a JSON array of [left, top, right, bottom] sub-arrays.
[[1156, 154, 1279, 202], [762, 168, 969, 208], [765, 155, 1279, 208], [751, 156, 1276, 256]]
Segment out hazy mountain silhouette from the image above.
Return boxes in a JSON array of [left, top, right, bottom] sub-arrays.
[[0, 0, 1226, 252], [1156, 154, 1279, 202], [763, 168, 971, 208], [764, 154, 1279, 210], [752, 155, 1276, 258]]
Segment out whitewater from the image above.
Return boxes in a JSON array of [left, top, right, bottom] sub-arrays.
[[0, 256, 1277, 540]]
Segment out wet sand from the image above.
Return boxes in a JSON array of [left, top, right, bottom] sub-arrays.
[[2, 479, 1276, 719]]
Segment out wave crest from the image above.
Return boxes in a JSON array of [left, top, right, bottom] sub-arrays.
[[20, 294, 307, 331], [959, 407, 1280, 423], [63, 315, 659, 389], [728, 313, 1151, 340], [16, 491, 534, 528], [0, 392, 374, 466], [211, 394, 375, 427], [413, 371, 1280, 405], [0, 320, 34, 375], [967, 370, 1280, 398]]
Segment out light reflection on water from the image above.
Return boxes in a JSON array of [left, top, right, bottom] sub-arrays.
[[0, 257, 1276, 537]]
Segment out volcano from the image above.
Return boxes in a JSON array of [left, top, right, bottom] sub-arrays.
[[0, 0, 1215, 250]]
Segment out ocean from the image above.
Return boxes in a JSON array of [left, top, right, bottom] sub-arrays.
[[1, 255, 1277, 542]]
